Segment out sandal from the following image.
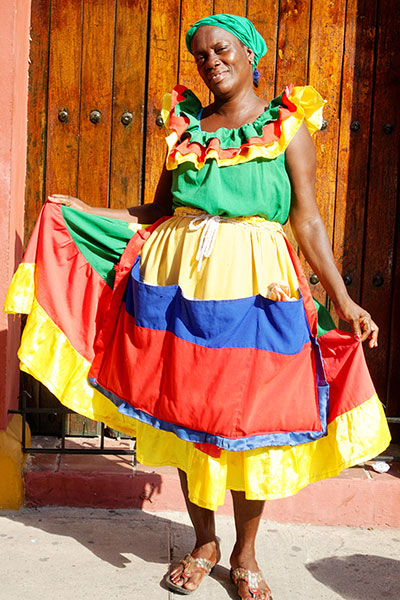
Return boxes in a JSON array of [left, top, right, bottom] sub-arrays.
[[167, 553, 216, 595], [230, 567, 273, 599]]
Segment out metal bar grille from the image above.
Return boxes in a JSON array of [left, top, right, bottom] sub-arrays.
[[9, 402, 136, 461]]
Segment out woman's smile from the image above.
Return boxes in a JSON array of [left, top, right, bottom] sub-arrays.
[[208, 69, 229, 83]]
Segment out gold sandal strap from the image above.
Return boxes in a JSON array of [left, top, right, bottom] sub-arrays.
[[181, 553, 214, 577], [231, 567, 264, 595]]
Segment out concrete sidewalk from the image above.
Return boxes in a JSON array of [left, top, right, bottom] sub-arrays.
[[0, 507, 399, 600]]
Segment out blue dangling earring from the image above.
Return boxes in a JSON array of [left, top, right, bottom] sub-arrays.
[[253, 68, 261, 88]]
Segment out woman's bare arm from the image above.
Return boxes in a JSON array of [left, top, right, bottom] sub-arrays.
[[286, 122, 378, 347], [49, 165, 173, 224]]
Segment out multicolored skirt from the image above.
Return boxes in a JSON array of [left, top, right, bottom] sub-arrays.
[[5, 203, 390, 510]]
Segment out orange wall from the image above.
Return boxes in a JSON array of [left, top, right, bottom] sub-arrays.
[[0, 0, 31, 429]]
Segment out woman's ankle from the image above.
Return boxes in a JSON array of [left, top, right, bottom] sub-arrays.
[[192, 537, 220, 561], [230, 543, 259, 569]]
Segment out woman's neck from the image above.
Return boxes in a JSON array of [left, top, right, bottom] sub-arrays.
[[212, 87, 262, 117], [202, 88, 267, 131]]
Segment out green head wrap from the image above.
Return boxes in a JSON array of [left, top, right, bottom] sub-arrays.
[[185, 14, 267, 69]]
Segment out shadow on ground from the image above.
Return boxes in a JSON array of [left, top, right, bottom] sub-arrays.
[[306, 553, 400, 599], [6, 508, 181, 567], [4, 508, 237, 597]]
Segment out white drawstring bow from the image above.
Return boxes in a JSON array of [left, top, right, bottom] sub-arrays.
[[185, 210, 284, 271], [188, 214, 222, 271]]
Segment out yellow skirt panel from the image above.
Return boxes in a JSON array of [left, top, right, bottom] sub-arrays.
[[140, 208, 300, 300]]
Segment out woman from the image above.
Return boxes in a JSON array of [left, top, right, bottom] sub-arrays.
[[41, 14, 388, 600]]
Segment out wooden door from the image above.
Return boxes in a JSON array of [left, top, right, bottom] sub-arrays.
[[25, 0, 400, 435]]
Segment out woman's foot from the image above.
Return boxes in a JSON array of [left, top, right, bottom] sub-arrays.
[[169, 539, 220, 593], [230, 547, 272, 599]]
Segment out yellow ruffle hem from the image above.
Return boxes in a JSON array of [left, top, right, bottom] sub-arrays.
[[134, 395, 389, 509], [4, 262, 36, 314]]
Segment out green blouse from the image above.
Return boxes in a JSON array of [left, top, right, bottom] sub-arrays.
[[163, 85, 324, 224]]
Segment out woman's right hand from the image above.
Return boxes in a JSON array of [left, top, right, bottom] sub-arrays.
[[48, 194, 89, 212], [333, 296, 379, 348]]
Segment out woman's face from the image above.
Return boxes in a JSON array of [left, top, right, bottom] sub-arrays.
[[191, 25, 254, 97]]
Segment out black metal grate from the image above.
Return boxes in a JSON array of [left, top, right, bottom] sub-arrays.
[[9, 391, 136, 461]]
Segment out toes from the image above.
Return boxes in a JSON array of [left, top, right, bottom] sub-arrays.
[[238, 580, 250, 599], [183, 581, 196, 590], [169, 565, 185, 586], [237, 579, 271, 600], [169, 575, 183, 586], [183, 573, 202, 591]]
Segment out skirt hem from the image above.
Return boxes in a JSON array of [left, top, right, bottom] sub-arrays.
[[137, 437, 390, 510]]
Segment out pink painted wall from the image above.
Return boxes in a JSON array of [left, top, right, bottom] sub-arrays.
[[0, 0, 31, 429]]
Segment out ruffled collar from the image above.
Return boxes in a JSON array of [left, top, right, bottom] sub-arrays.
[[163, 84, 324, 169], [168, 85, 294, 149]]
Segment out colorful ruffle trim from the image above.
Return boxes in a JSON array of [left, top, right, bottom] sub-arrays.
[[162, 84, 325, 170]]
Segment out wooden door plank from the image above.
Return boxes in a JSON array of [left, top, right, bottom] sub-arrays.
[[26, 0, 79, 428], [213, 1, 245, 17], [46, 0, 83, 198], [143, 0, 180, 205], [110, 0, 149, 208], [24, 0, 51, 243], [331, 0, 377, 326], [276, 0, 311, 91], [387, 200, 400, 418], [178, 0, 213, 103], [109, 0, 150, 209], [361, 1, 400, 400], [77, 0, 115, 207], [305, 1, 347, 305], [275, 0, 312, 251], [247, 0, 278, 102]]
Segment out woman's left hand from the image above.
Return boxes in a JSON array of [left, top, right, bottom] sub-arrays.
[[48, 194, 89, 212], [334, 297, 379, 348]]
